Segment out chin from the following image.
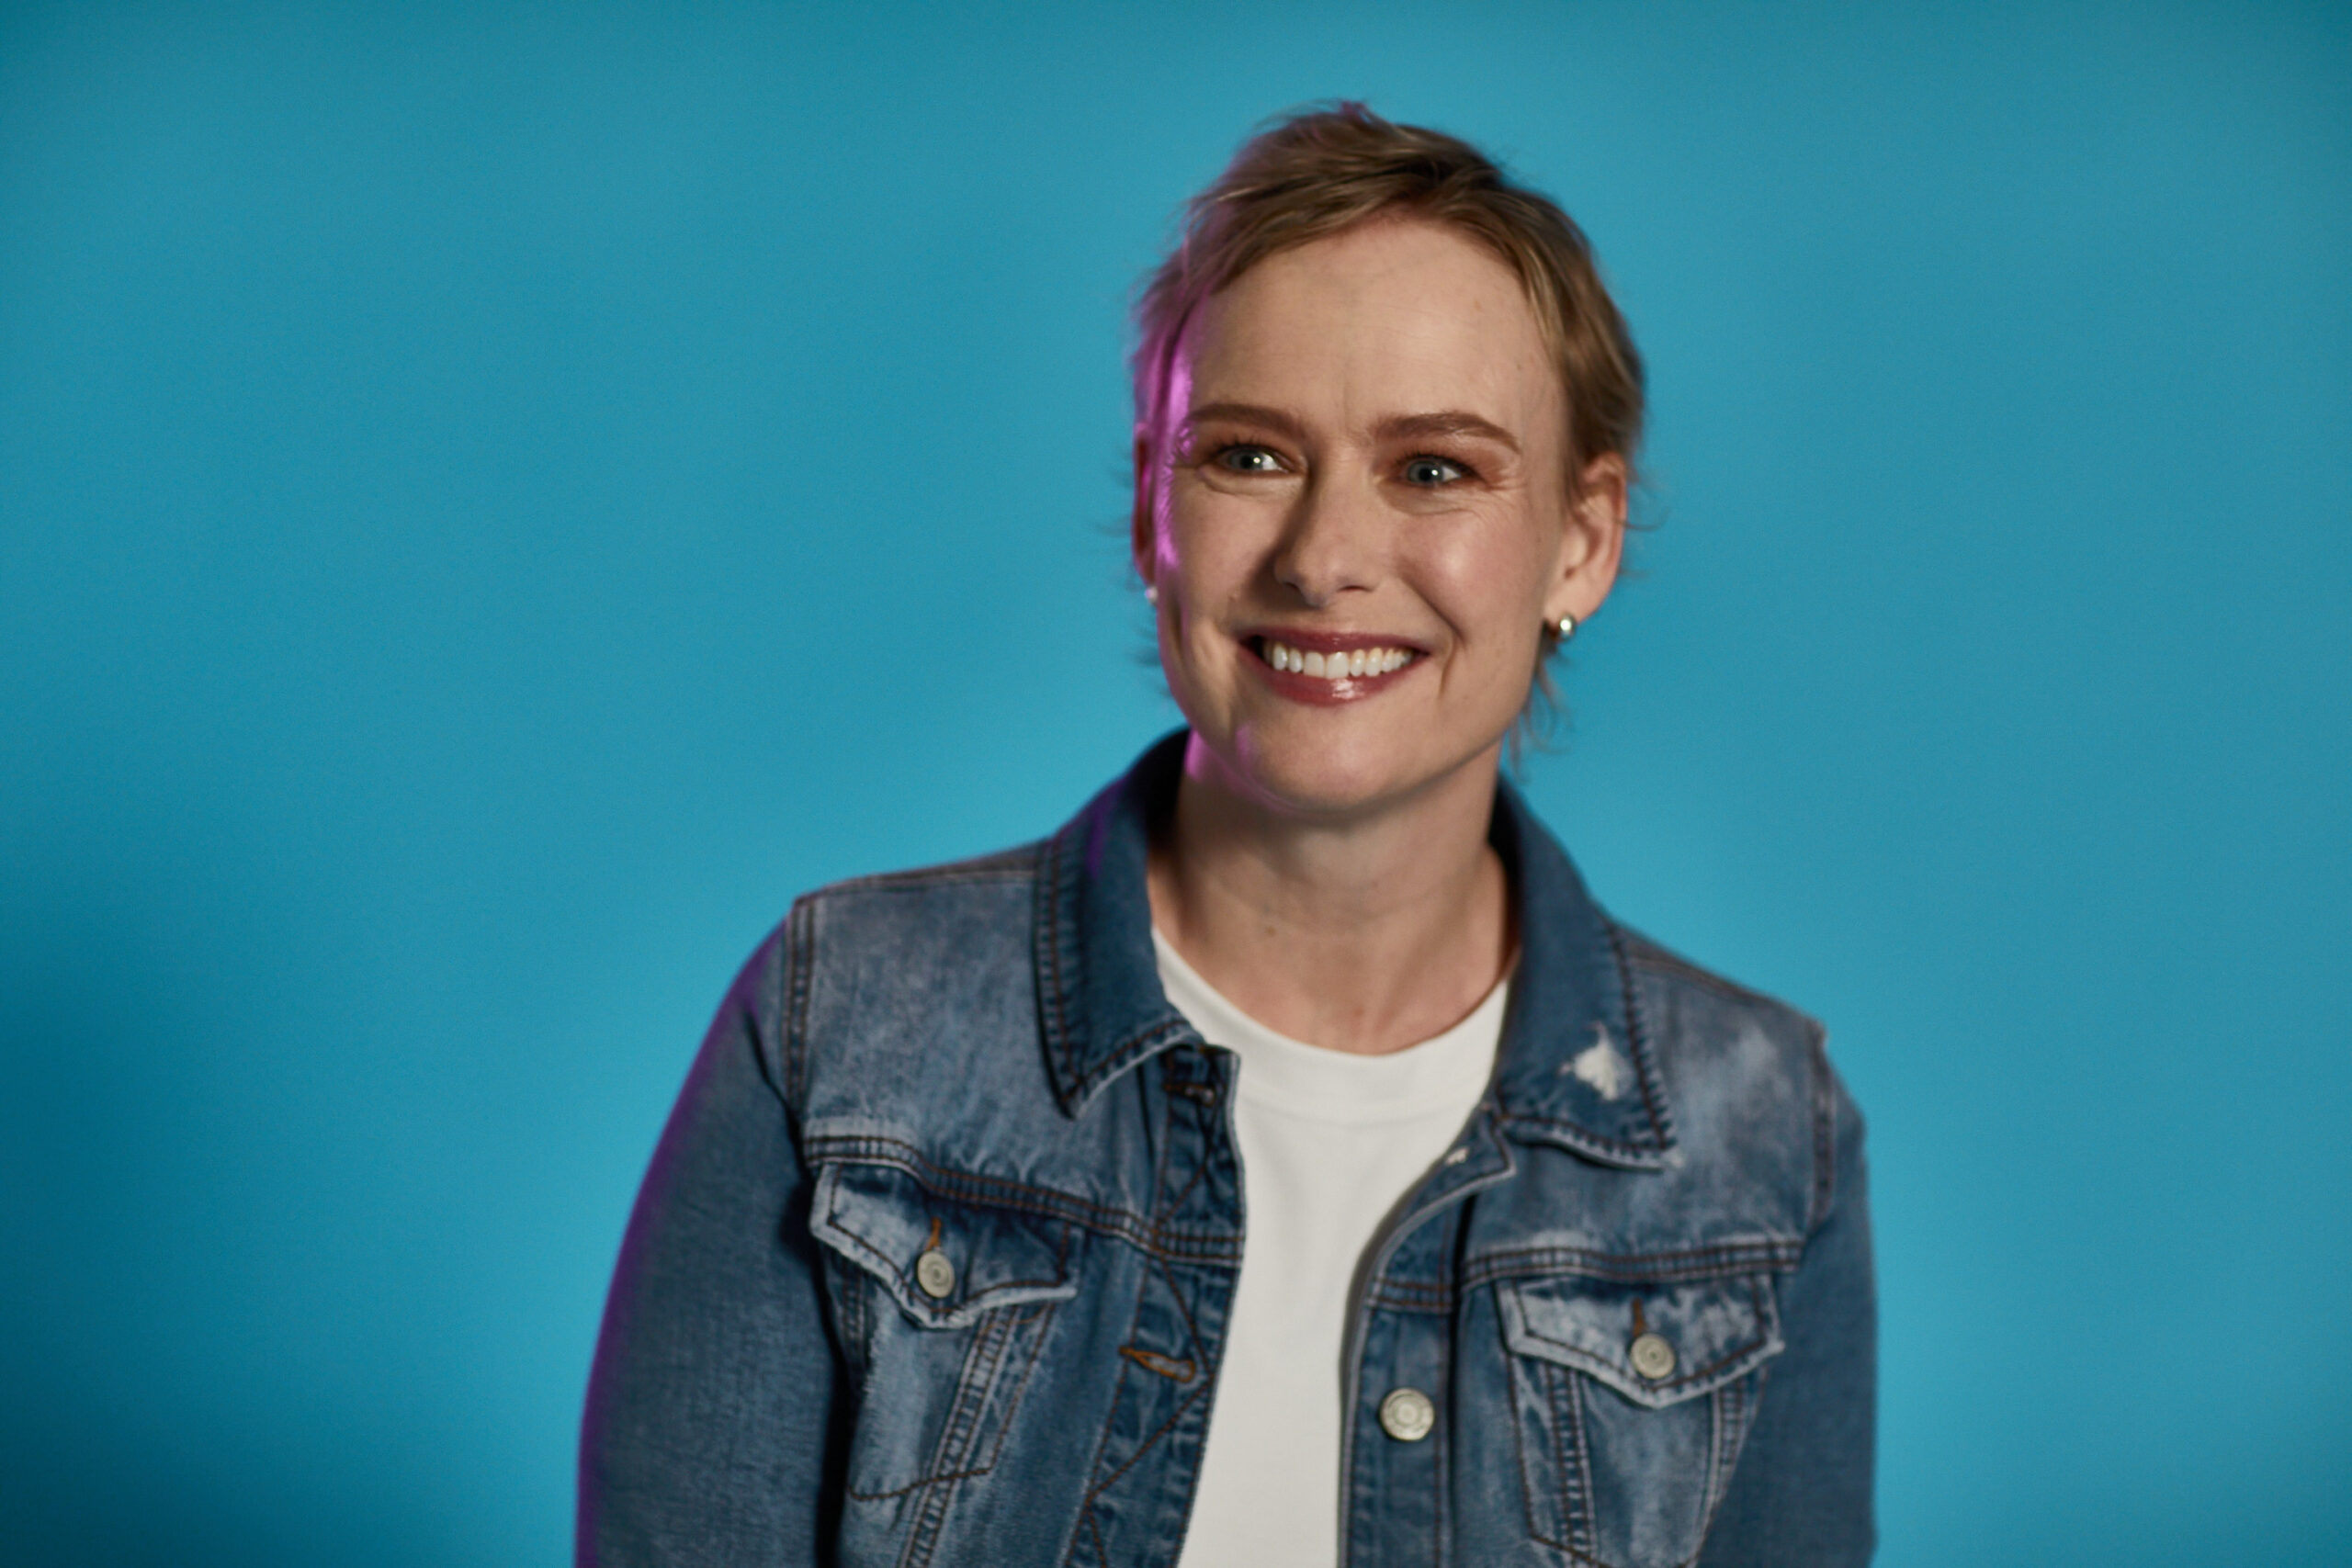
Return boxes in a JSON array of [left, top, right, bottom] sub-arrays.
[[1222, 716, 1481, 818]]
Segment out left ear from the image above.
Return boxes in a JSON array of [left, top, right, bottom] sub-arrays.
[[1543, 451, 1628, 628]]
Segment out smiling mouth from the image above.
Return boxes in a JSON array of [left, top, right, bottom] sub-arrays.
[[1250, 637, 1422, 680]]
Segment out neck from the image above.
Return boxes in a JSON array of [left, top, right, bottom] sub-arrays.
[[1146, 733, 1514, 1055]]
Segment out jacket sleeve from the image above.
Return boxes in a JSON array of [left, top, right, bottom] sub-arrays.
[[578, 923, 842, 1566], [1698, 1060, 1878, 1567]]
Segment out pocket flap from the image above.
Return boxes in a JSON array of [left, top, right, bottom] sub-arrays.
[[1499, 1273, 1781, 1409], [810, 1160, 1077, 1330]]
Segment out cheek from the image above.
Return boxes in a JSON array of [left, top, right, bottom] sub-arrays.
[[1156, 501, 1248, 676], [1415, 524, 1552, 646], [1162, 486, 1265, 600]]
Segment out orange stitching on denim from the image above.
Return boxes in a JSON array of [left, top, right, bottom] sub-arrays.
[[806, 1137, 1244, 1264], [846, 1469, 978, 1501], [1117, 1346, 1196, 1382], [1462, 1238, 1801, 1289], [1159, 1054, 1218, 1105], [1066, 1264, 1170, 1564], [1084, 1376, 1215, 1504], [1701, 1371, 1751, 1532], [1155, 1254, 1206, 1360], [819, 1177, 1074, 1304], [1561, 1365, 1599, 1562], [964, 1301, 1059, 1479], [1155, 1089, 1217, 1222], [1492, 1113, 1666, 1163], [1499, 1280, 1565, 1550], [1544, 1360, 1580, 1551], [1069, 1242, 1158, 1524], [1074, 1253, 1227, 1517], [1604, 917, 1676, 1153], [1507, 1286, 1771, 1398], [1073, 1018, 1197, 1110], [1367, 1281, 1455, 1314], [839, 1302, 1063, 1505], [843, 1313, 1012, 1506]]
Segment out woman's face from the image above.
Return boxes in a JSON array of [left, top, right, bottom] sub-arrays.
[[1136, 218, 1625, 818]]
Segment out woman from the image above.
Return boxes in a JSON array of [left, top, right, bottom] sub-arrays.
[[581, 105, 1874, 1568]]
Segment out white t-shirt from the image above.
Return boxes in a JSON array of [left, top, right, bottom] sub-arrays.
[[1155, 931, 1508, 1568]]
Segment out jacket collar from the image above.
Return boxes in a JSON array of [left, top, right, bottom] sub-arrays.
[[1035, 730, 1678, 1170]]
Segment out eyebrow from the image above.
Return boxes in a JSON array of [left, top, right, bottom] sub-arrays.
[[1181, 401, 1520, 453], [1180, 401, 1306, 442], [1374, 411, 1521, 452]]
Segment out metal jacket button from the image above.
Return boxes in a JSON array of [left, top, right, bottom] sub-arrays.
[[914, 1248, 956, 1300], [1629, 1332, 1677, 1381], [1378, 1387, 1436, 1442]]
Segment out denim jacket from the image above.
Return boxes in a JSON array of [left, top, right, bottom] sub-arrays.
[[581, 733, 1875, 1567]]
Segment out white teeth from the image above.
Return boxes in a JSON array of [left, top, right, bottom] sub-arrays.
[[1262, 640, 1415, 681]]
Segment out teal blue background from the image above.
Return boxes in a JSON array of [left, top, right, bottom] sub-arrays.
[[4, 2, 2346, 1562]]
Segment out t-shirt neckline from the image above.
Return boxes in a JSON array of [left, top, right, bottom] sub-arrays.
[[1150, 928, 1509, 1126]]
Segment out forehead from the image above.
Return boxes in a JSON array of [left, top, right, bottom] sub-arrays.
[[1176, 219, 1560, 434]]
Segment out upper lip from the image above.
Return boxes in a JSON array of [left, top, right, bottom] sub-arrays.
[[1242, 626, 1432, 656]]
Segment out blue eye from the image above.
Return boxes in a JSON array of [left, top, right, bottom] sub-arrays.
[[1402, 456, 1467, 486], [1215, 446, 1284, 474]]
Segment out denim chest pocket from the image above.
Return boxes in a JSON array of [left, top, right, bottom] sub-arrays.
[[808, 1160, 1079, 1507], [1498, 1271, 1784, 1568]]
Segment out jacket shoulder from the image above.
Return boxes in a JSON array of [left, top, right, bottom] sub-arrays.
[[1611, 922, 1855, 1236], [797, 841, 1043, 902], [773, 837, 1074, 1140], [784, 841, 1047, 1052]]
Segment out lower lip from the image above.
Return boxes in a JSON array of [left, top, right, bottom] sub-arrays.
[[1244, 649, 1419, 707]]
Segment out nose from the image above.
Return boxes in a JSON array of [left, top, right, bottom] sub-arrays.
[[1272, 469, 1381, 608]]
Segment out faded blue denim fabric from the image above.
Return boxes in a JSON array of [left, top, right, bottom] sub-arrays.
[[581, 732, 1874, 1567]]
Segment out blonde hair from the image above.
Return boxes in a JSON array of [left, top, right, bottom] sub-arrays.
[[1133, 102, 1645, 489]]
